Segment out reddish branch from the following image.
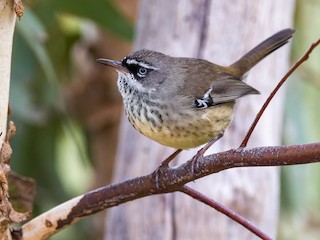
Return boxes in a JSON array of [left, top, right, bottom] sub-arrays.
[[240, 38, 320, 148], [180, 186, 272, 240]]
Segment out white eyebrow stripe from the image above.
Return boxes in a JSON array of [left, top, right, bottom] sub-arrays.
[[126, 59, 159, 70]]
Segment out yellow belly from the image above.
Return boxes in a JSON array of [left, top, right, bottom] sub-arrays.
[[128, 102, 234, 149]]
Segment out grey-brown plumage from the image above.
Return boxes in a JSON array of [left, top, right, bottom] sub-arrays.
[[97, 28, 294, 149]]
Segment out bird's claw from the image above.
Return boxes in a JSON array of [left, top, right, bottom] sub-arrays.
[[153, 149, 183, 190], [191, 133, 223, 175]]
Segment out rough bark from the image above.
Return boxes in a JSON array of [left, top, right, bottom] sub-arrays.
[[105, 0, 295, 239], [0, 0, 16, 148], [0, 3, 15, 238], [0, 1, 25, 239]]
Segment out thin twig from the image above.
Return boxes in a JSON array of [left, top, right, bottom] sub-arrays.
[[180, 186, 272, 240], [240, 38, 320, 147]]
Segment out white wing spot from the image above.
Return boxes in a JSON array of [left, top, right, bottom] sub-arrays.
[[195, 99, 208, 109], [203, 88, 212, 98]]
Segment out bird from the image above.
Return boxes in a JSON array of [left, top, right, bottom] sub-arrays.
[[97, 28, 294, 150]]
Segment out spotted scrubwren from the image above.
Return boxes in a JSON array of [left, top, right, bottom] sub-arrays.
[[97, 28, 294, 149]]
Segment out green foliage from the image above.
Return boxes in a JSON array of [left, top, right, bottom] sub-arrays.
[[49, 0, 134, 40], [280, 0, 320, 239], [10, 1, 133, 239]]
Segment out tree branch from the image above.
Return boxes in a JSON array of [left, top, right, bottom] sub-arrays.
[[20, 142, 320, 239]]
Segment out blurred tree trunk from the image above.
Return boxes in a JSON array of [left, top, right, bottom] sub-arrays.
[[105, 0, 295, 239]]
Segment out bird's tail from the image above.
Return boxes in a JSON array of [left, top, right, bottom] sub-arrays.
[[230, 28, 295, 77]]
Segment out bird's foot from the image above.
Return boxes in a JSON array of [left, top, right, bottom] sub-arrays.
[[191, 134, 223, 175], [154, 149, 183, 190]]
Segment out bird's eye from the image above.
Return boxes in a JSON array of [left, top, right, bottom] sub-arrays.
[[137, 67, 147, 77]]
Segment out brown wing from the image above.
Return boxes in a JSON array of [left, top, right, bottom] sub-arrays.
[[176, 58, 259, 107], [208, 73, 259, 105]]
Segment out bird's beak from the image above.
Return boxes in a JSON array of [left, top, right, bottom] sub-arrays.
[[96, 58, 129, 73]]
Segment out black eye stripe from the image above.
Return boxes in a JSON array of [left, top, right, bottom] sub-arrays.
[[122, 58, 156, 79], [127, 64, 146, 72]]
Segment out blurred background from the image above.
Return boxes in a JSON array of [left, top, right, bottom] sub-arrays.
[[8, 0, 320, 239]]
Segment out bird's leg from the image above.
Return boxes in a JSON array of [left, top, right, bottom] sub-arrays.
[[154, 149, 183, 190], [160, 149, 183, 167], [191, 133, 223, 174]]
